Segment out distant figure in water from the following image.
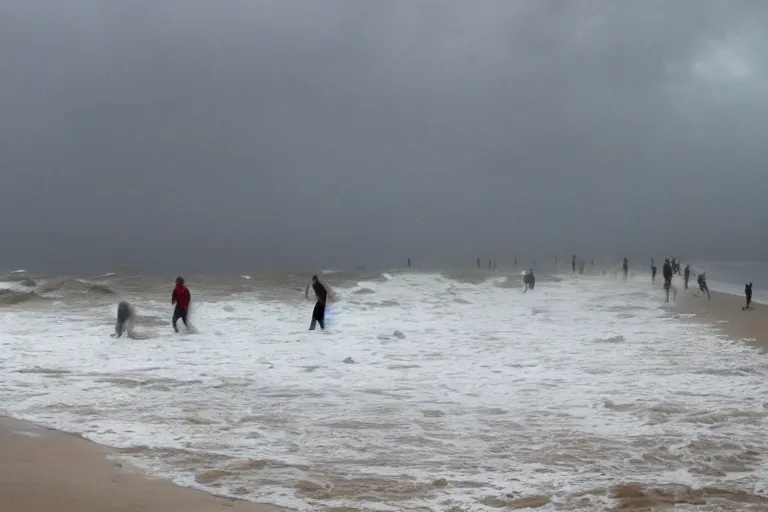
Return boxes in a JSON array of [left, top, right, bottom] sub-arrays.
[[579, 260, 585, 275], [523, 269, 536, 291], [112, 301, 135, 338], [171, 276, 191, 332], [697, 272, 711, 300], [743, 283, 753, 310], [306, 275, 331, 330], [662, 259, 676, 302], [622, 258, 628, 282], [651, 258, 657, 284], [684, 264, 691, 289], [572, 254, 577, 274]]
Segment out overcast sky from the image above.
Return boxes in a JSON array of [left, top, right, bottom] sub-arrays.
[[1, 0, 767, 273]]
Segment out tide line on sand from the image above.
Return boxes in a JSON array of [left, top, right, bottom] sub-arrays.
[[0, 416, 289, 512]]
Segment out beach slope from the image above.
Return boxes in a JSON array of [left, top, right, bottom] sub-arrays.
[[675, 287, 768, 350], [0, 417, 288, 512]]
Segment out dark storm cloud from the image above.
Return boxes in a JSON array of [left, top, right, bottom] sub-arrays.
[[1, 1, 767, 273]]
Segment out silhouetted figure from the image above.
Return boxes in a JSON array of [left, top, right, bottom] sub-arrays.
[[488, 259, 492, 269], [572, 254, 577, 274], [477, 257, 480, 269], [743, 283, 753, 310], [697, 273, 711, 300], [579, 260, 585, 274], [622, 258, 629, 282], [684, 264, 690, 289], [407, 257, 411, 268], [662, 259, 676, 302], [305, 275, 330, 330], [514, 257, 517, 266], [523, 269, 536, 291], [171, 277, 191, 333], [651, 258, 657, 284], [112, 301, 136, 338]]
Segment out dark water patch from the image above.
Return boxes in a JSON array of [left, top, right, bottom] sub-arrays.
[[594, 335, 625, 344], [321, 419, 400, 430], [609, 482, 768, 510], [87, 283, 114, 295], [295, 471, 435, 503], [211, 377, 254, 389], [96, 377, 203, 390], [479, 493, 551, 509], [0, 290, 49, 306], [238, 414, 290, 426], [387, 364, 420, 370], [16, 366, 72, 375], [36, 279, 69, 293], [681, 410, 767, 425], [184, 416, 219, 425], [694, 367, 753, 377], [602, 399, 637, 412]]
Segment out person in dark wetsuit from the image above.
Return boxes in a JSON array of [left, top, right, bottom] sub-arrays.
[[697, 272, 711, 300], [171, 276, 191, 332], [113, 301, 136, 338], [743, 283, 753, 311], [622, 258, 628, 282], [684, 264, 690, 289], [572, 255, 577, 274], [662, 259, 676, 302], [305, 275, 330, 330], [523, 270, 536, 291], [651, 258, 657, 284]]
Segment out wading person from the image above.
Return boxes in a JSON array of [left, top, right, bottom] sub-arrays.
[[305, 275, 331, 330], [171, 276, 191, 332]]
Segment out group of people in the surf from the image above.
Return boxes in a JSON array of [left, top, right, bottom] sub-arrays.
[[112, 275, 332, 338], [649, 257, 715, 303], [111, 258, 754, 338], [112, 276, 193, 338]]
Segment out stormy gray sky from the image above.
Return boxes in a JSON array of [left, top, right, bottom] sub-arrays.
[[2, 0, 767, 273]]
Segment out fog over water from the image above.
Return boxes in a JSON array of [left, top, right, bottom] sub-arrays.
[[2, 1, 767, 273]]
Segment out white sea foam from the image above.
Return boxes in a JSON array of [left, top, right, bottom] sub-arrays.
[[1, 272, 767, 511]]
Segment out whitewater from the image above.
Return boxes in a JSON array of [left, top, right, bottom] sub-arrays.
[[1, 269, 768, 511]]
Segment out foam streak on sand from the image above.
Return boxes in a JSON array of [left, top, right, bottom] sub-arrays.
[[1, 272, 768, 510]]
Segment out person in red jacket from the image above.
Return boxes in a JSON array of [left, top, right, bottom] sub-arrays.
[[171, 276, 191, 333]]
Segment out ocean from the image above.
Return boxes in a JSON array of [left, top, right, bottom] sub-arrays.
[[1, 264, 767, 511]]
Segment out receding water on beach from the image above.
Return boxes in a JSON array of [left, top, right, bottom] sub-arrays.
[[1, 269, 768, 511]]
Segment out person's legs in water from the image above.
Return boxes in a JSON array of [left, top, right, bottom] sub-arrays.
[[309, 302, 325, 330], [172, 306, 188, 332]]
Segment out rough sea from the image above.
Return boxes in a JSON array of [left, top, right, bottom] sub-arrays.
[[1, 264, 767, 511]]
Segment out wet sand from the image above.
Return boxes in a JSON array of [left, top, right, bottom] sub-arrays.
[[674, 284, 768, 350], [0, 416, 289, 512]]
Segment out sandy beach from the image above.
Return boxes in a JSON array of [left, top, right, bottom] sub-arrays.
[[674, 284, 768, 350], [0, 416, 288, 512]]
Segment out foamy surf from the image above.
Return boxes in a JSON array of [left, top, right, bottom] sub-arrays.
[[0, 271, 767, 511]]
